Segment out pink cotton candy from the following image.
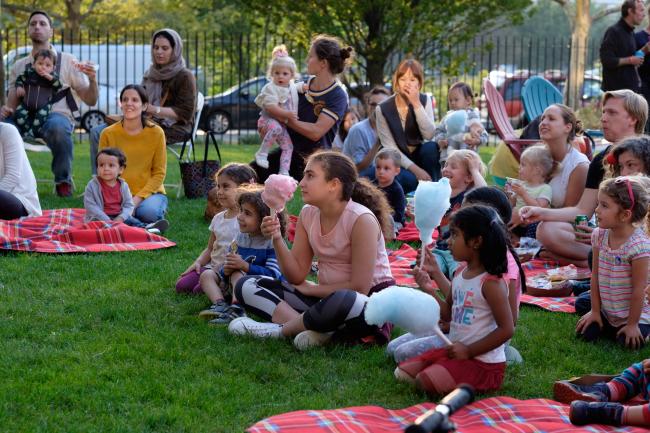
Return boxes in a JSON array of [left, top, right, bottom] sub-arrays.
[[262, 174, 298, 211]]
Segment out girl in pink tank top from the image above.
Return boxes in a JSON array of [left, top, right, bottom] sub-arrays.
[[228, 151, 396, 350], [396, 205, 514, 395]]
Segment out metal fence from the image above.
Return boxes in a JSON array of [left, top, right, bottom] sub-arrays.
[[2, 30, 604, 144]]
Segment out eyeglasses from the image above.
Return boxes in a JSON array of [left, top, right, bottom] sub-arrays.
[[615, 177, 635, 209]]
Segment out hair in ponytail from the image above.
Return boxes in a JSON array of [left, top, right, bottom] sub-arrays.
[[307, 150, 393, 239], [310, 34, 354, 75], [463, 187, 526, 292]]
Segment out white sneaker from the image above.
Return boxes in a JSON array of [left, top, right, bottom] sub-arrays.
[[228, 317, 283, 339], [394, 367, 416, 384], [293, 330, 332, 351], [255, 152, 269, 169]]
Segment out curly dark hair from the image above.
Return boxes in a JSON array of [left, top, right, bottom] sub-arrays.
[[237, 184, 287, 238]]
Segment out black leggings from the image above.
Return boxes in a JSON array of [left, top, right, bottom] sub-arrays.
[[235, 276, 380, 340], [0, 190, 28, 220]]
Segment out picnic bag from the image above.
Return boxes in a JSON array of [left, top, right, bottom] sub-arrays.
[[179, 135, 221, 199]]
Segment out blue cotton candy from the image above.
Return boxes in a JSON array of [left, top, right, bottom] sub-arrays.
[[414, 178, 452, 245], [445, 110, 468, 137], [365, 285, 441, 336]]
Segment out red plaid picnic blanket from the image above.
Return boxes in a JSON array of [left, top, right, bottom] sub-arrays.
[[387, 244, 418, 287], [396, 221, 438, 242], [247, 396, 647, 433], [388, 249, 583, 313], [520, 294, 577, 313], [520, 259, 585, 314], [0, 208, 175, 253]]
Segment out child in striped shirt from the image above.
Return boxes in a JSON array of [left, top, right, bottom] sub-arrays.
[[576, 175, 650, 349]]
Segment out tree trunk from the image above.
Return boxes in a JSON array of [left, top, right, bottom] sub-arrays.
[[65, 0, 82, 39], [567, 0, 591, 110]]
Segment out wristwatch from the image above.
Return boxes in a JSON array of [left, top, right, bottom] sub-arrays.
[[155, 106, 161, 115]]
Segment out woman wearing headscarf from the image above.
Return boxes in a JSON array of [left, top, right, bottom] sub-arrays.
[[89, 29, 197, 172]]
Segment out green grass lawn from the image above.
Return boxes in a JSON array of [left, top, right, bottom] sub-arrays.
[[0, 140, 643, 433]]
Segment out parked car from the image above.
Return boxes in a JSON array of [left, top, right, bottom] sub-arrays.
[[199, 76, 269, 134]]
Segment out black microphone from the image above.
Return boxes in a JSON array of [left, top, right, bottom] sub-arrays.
[[404, 385, 475, 433]]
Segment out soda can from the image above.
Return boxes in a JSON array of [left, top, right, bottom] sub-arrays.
[[575, 214, 589, 232]]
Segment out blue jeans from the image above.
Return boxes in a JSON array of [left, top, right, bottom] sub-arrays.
[[124, 193, 168, 226], [5, 112, 74, 184], [395, 141, 441, 194], [89, 123, 108, 174]]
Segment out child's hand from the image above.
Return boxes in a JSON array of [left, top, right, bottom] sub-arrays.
[[261, 215, 282, 240], [469, 123, 483, 136], [413, 266, 434, 291], [15, 87, 25, 98], [223, 253, 247, 273], [510, 181, 526, 197], [617, 324, 645, 350], [182, 260, 202, 275], [576, 310, 603, 334], [416, 247, 441, 277], [438, 139, 448, 149], [464, 153, 480, 173], [447, 342, 470, 360]]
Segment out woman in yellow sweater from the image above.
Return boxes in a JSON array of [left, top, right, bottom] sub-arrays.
[[98, 84, 168, 229]]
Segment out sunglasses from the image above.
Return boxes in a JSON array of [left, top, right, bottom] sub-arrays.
[[614, 177, 635, 209]]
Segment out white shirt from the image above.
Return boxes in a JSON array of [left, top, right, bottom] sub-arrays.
[[548, 147, 589, 208], [0, 124, 41, 216], [208, 210, 240, 269]]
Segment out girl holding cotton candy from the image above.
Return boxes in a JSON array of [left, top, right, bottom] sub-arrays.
[[383, 186, 525, 365], [228, 151, 396, 350], [395, 205, 514, 395], [434, 82, 488, 166]]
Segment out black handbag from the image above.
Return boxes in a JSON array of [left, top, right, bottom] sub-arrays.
[[179, 135, 221, 199]]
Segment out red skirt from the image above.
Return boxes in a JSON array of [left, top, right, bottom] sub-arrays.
[[399, 348, 506, 392]]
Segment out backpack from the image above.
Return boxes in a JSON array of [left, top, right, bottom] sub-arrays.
[[23, 51, 79, 114]]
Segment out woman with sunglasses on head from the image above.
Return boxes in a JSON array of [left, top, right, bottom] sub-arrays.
[[575, 175, 650, 349]]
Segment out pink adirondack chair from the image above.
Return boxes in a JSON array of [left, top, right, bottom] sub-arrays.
[[483, 78, 537, 161]]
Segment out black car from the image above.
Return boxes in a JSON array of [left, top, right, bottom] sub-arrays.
[[199, 76, 269, 134]]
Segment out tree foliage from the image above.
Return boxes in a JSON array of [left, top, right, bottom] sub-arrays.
[[242, 0, 532, 91]]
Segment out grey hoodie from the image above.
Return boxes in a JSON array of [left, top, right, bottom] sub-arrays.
[[83, 176, 134, 222]]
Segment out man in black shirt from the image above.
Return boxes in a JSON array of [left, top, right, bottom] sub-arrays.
[[600, 0, 647, 93]]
